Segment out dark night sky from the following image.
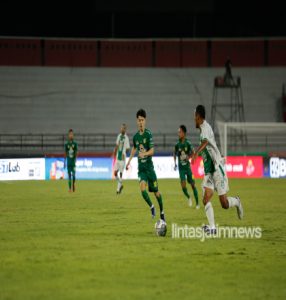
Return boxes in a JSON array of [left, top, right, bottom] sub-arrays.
[[0, 0, 285, 38]]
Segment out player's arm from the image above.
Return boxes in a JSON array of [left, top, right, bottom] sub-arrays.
[[125, 139, 130, 156], [192, 139, 208, 164], [173, 147, 177, 171], [74, 143, 78, 163], [188, 143, 195, 159], [113, 135, 120, 158], [126, 146, 137, 170], [138, 147, 154, 158], [64, 152, 66, 169], [123, 136, 130, 160], [113, 144, 118, 158], [64, 144, 67, 168]]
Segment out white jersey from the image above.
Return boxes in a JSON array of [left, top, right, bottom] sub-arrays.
[[200, 120, 223, 174], [116, 133, 130, 161]]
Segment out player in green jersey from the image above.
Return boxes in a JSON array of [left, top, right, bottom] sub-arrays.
[[126, 109, 165, 222], [64, 129, 78, 193], [192, 105, 243, 234], [173, 125, 199, 209]]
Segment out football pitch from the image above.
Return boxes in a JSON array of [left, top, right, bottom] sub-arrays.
[[0, 179, 286, 300]]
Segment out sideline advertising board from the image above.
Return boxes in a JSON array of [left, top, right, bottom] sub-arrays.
[[0, 158, 45, 181], [45, 157, 112, 180], [0, 156, 267, 181], [264, 157, 286, 178]]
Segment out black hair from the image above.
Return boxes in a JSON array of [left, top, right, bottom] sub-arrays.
[[136, 109, 146, 119], [195, 105, 206, 119], [180, 125, 187, 134], [68, 129, 73, 133]]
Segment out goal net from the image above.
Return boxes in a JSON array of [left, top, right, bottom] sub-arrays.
[[217, 121, 286, 156]]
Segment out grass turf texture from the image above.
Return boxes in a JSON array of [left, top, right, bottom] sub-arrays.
[[0, 179, 286, 300]]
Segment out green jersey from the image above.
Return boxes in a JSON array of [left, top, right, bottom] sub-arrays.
[[133, 129, 154, 172], [174, 138, 194, 169], [65, 140, 78, 166]]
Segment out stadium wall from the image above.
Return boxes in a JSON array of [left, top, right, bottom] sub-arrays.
[[0, 38, 286, 67]]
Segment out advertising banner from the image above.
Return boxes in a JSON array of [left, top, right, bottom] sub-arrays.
[[0, 156, 265, 181], [122, 157, 178, 180], [264, 157, 286, 178], [0, 158, 45, 181], [45, 157, 112, 180], [123, 156, 263, 179], [191, 156, 263, 178]]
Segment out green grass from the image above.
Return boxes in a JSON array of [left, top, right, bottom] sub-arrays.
[[0, 179, 286, 300]]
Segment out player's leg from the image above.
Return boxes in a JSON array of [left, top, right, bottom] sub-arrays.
[[215, 167, 243, 219], [218, 194, 243, 219], [71, 167, 76, 192], [67, 166, 72, 192], [154, 191, 165, 221], [202, 175, 216, 233], [179, 168, 191, 205], [187, 169, 199, 208], [118, 161, 124, 194], [181, 179, 190, 198], [139, 172, 155, 218], [114, 162, 121, 194], [180, 179, 192, 207], [148, 170, 165, 222], [118, 171, 123, 193]]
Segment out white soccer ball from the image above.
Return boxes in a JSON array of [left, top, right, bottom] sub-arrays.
[[154, 219, 167, 237]]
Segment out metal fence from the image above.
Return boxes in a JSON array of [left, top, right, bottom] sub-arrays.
[[0, 133, 196, 155], [0, 131, 285, 156]]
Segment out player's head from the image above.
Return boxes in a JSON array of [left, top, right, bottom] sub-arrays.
[[194, 105, 206, 128], [136, 109, 146, 131], [121, 123, 127, 134], [178, 125, 187, 139], [68, 129, 74, 140]]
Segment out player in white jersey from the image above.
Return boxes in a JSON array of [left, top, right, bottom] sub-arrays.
[[113, 123, 130, 194], [192, 105, 243, 234]]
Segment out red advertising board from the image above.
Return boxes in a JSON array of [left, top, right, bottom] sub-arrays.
[[192, 156, 263, 178]]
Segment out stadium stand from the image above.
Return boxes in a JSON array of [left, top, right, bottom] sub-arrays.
[[0, 66, 285, 154]]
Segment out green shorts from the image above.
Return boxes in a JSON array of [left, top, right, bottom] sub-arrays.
[[67, 164, 76, 175], [179, 166, 194, 184], [138, 168, 158, 193]]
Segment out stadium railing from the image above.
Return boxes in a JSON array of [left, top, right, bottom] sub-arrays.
[[0, 133, 186, 156], [1, 129, 286, 157]]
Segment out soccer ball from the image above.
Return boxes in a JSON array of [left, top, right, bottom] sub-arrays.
[[154, 220, 167, 237]]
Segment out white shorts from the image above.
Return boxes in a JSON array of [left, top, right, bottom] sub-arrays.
[[202, 165, 229, 196], [114, 160, 125, 173]]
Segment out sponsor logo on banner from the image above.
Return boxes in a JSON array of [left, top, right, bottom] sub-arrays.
[[123, 157, 178, 180], [191, 156, 263, 178], [268, 157, 286, 178], [45, 157, 112, 180], [0, 159, 45, 181]]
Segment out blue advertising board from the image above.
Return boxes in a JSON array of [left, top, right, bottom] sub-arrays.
[[45, 157, 113, 180]]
